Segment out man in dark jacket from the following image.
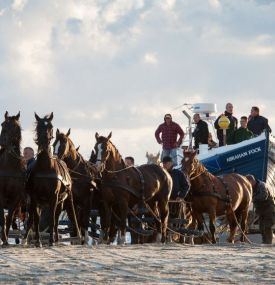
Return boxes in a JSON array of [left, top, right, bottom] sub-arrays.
[[228, 116, 254, 144], [192, 113, 209, 150], [214, 103, 238, 146], [155, 114, 184, 166], [23, 147, 35, 171], [248, 175, 274, 244], [247, 106, 272, 136], [162, 156, 190, 200]]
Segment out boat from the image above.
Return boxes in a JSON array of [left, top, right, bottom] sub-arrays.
[[181, 103, 275, 194]]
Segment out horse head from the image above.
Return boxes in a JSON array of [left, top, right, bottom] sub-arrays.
[[146, 151, 161, 165], [34, 112, 54, 151], [181, 149, 198, 178], [0, 111, 21, 148], [53, 128, 77, 160], [94, 131, 113, 172]]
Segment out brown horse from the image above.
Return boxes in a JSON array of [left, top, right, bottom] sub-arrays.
[[182, 150, 252, 243], [53, 128, 97, 244], [94, 132, 172, 244], [0, 111, 25, 246], [22, 113, 80, 247]]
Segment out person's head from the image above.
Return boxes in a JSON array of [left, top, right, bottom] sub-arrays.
[[246, 174, 257, 188], [193, 113, 201, 124], [162, 156, 173, 171], [125, 156, 135, 167], [250, 106, 259, 118], [225, 103, 233, 114], [164, 113, 172, 125], [240, 116, 248, 128], [23, 147, 34, 161]]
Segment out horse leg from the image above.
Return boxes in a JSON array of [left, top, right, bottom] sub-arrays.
[[0, 205, 8, 246], [158, 199, 169, 243], [54, 204, 62, 244], [11, 209, 20, 244], [226, 208, 238, 243], [239, 207, 250, 243], [82, 198, 91, 245], [65, 192, 81, 242], [48, 195, 59, 246], [22, 199, 35, 246], [101, 201, 112, 244], [117, 200, 128, 245], [5, 205, 17, 245], [209, 210, 217, 244], [33, 205, 42, 248]]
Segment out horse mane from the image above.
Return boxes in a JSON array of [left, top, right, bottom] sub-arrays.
[[67, 137, 77, 161], [108, 139, 126, 167]]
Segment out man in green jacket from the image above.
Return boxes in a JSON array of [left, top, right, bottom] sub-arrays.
[[228, 116, 254, 144]]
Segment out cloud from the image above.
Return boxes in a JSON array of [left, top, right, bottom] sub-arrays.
[[143, 52, 158, 64], [12, 0, 28, 12], [1, 0, 275, 164]]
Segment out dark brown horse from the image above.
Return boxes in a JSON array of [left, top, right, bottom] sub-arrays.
[[53, 128, 97, 244], [182, 150, 252, 243], [0, 111, 25, 246], [94, 132, 172, 244], [22, 113, 80, 247]]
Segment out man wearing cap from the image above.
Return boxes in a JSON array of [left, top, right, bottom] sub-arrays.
[[155, 114, 184, 166]]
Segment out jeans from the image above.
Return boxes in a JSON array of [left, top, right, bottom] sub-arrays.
[[161, 148, 178, 166]]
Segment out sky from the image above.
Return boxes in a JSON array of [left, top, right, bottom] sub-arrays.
[[0, 0, 275, 164]]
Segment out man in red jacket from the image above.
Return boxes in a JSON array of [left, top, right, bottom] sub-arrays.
[[155, 113, 184, 166]]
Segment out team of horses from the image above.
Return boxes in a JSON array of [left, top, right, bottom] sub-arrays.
[[0, 111, 253, 247]]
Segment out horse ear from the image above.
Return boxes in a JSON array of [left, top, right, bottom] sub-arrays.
[[15, 111, 20, 121], [95, 132, 99, 141], [56, 128, 60, 136], [66, 128, 71, 137], [47, 112, 54, 121], [34, 112, 41, 121], [146, 151, 149, 158], [107, 131, 112, 140], [156, 151, 160, 159], [76, 145, 80, 152], [4, 111, 8, 120]]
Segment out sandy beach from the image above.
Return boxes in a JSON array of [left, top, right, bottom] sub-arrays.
[[0, 239, 274, 284]]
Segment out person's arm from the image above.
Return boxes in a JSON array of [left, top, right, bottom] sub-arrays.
[[253, 182, 269, 202], [264, 118, 272, 133], [201, 121, 209, 144], [176, 124, 185, 146], [155, 125, 162, 144]]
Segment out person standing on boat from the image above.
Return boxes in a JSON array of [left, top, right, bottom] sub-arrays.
[[214, 103, 238, 146], [247, 175, 275, 244], [192, 113, 209, 150], [227, 116, 254, 144], [247, 106, 272, 136], [155, 113, 184, 165]]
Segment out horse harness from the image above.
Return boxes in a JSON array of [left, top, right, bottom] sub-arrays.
[[191, 174, 231, 205], [102, 166, 145, 201], [32, 158, 72, 190]]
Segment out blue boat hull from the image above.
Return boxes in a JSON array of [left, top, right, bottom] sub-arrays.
[[199, 133, 269, 182]]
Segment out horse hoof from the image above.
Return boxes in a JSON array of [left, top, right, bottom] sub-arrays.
[[2, 242, 9, 248], [35, 241, 42, 248], [21, 238, 28, 246]]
